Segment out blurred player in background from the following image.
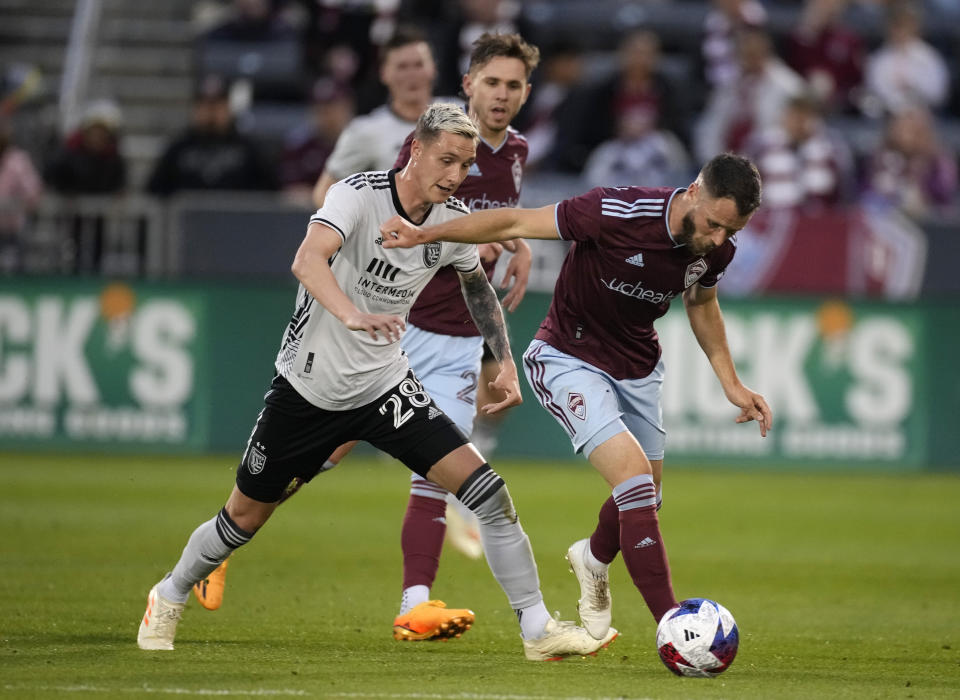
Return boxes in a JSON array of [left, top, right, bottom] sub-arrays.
[[194, 33, 539, 644], [138, 103, 616, 661], [311, 25, 437, 203], [381, 152, 772, 638]]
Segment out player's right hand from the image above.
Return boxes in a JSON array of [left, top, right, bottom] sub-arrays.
[[478, 242, 504, 264], [480, 361, 522, 415], [343, 311, 406, 342], [380, 216, 424, 249]]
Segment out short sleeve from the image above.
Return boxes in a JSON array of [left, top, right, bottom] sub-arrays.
[[309, 181, 364, 242], [448, 242, 481, 274], [697, 237, 737, 288], [324, 120, 374, 180], [555, 188, 608, 243]]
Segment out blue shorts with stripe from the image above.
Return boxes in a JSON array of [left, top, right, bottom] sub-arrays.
[[522, 339, 665, 460]]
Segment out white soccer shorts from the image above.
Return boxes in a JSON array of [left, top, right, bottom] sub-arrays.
[[522, 339, 666, 460]]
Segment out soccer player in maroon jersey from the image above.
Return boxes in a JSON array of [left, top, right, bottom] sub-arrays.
[[385, 34, 540, 640], [381, 153, 773, 637]]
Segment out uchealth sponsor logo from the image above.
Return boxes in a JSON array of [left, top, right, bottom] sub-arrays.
[[464, 194, 519, 210], [601, 277, 677, 304]]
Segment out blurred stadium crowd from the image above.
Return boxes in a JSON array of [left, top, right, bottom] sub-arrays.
[[0, 0, 958, 278]]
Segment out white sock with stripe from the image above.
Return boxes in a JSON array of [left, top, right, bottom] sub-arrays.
[[158, 508, 254, 603]]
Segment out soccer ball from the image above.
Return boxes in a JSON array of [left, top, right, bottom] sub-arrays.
[[655, 598, 739, 677]]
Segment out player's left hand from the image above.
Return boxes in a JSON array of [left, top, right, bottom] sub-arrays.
[[480, 361, 522, 415], [380, 216, 425, 248], [499, 239, 531, 312], [727, 384, 773, 437]]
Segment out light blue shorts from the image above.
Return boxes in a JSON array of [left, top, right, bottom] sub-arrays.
[[402, 324, 484, 436], [522, 339, 666, 460]]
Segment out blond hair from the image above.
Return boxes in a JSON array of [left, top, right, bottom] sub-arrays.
[[414, 102, 478, 145]]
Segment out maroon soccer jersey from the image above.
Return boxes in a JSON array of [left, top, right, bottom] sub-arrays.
[[538, 186, 736, 380], [394, 127, 528, 336]]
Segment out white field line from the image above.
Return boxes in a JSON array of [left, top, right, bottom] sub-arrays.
[[1, 687, 307, 697], [2, 686, 657, 700]]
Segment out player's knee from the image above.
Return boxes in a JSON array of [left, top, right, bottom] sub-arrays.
[[455, 463, 515, 525], [224, 489, 275, 533]]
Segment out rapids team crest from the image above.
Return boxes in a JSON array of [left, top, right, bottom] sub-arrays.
[[567, 392, 586, 420]]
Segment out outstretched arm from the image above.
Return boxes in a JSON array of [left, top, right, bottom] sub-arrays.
[[381, 205, 559, 248], [683, 283, 772, 436], [457, 266, 522, 414], [292, 222, 406, 342]]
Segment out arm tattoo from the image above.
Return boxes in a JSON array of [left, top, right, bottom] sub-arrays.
[[459, 267, 510, 362]]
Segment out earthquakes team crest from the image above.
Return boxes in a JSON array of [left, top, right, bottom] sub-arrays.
[[422, 242, 442, 268], [247, 445, 267, 474]]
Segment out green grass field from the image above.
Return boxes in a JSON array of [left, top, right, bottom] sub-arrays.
[[1, 453, 958, 699]]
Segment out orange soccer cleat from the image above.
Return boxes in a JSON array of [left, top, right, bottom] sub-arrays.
[[193, 557, 230, 611], [392, 600, 475, 641]]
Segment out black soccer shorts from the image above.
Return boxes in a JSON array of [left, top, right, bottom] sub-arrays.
[[234, 372, 469, 503]]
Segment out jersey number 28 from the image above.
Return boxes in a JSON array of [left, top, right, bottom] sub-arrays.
[[379, 377, 432, 429]]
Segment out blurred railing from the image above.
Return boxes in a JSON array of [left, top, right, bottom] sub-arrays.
[[10, 184, 960, 298], [24, 194, 164, 276]]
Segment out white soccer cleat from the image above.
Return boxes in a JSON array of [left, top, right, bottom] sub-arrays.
[[138, 583, 185, 650], [444, 504, 483, 560], [522, 618, 619, 661], [566, 538, 612, 640]]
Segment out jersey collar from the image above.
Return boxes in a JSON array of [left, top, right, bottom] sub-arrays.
[[388, 168, 432, 225], [665, 187, 685, 245]]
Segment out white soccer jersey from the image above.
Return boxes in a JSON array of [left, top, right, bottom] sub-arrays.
[[276, 169, 481, 410], [323, 100, 461, 179]]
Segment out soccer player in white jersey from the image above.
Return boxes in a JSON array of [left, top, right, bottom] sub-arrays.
[[138, 103, 616, 661], [381, 153, 773, 642], [192, 35, 538, 644]]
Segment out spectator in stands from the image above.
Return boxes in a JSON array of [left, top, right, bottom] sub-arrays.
[[423, 0, 530, 97], [147, 75, 278, 196], [511, 38, 584, 171], [311, 26, 436, 203], [863, 1, 949, 117], [583, 108, 691, 190], [301, 0, 387, 111], [553, 29, 688, 173], [863, 105, 957, 218], [204, 0, 296, 41], [694, 27, 805, 162], [45, 99, 126, 195], [280, 78, 355, 206], [748, 92, 854, 210], [0, 117, 43, 272], [0, 62, 43, 118], [785, 0, 865, 114], [701, 0, 767, 89]]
